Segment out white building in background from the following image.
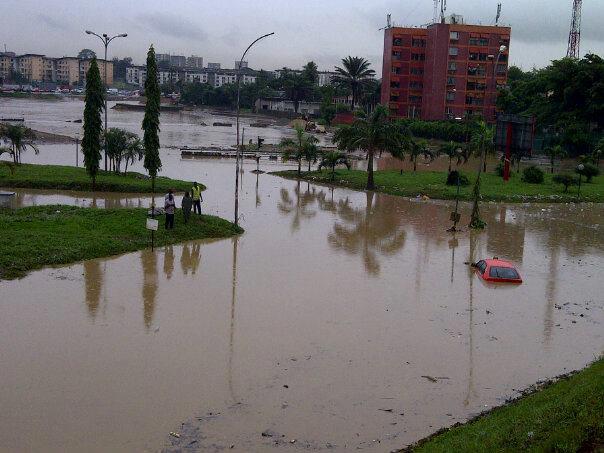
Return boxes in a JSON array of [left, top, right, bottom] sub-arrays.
[[318, 71, 337, 87], [126, 65, 147, 86], [184, 70, 209, 84], [255, 98, 321, 116], [235, 61, 248, 69], [186, 55, 204, 68], [207, 62, 221, 70]]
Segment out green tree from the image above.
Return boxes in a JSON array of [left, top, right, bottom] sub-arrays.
[[142, 45, 162, 196], [280, 68, 311, 113], [333, 56, 376, 109], [302, 61, 319, 85], [104, 128, 144, 174], [318, 151, 351, 180], [544, 144, 567, 174], [0, 124, 38, 164], [468, 121, 494, 229], [439, 141, 467, 173], [280, 125, 319, 175], [409, 139, 436, 172], [82, 58, 105, 187], [332, 105, 407, 190]]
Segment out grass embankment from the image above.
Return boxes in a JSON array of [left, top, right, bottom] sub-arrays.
[[0, 163, 199, 193], [273, 169, 604, 203], [0, 205, 243, 279], [403, 358, 604, 452]]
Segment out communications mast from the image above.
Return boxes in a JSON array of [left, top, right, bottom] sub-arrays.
[[566, 0, 582, 58]]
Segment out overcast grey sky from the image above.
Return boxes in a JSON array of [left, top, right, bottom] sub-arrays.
[[3, 0, 603, 75]]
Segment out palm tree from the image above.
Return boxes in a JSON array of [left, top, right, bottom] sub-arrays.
[[409, 139, 436, 172], [544, 145, 567, 174], [469, 121, 494, 229], [104, 128, 144, 174], [439, 141, 467, 173], [318, 151, 351, 180], [0, 124, 38, 164], [280, 125, 318, 175], [123, 137, 144, 174], [333, 105, 406, 190], [333, 56, 376, 109], [0, 146, 16, 175]]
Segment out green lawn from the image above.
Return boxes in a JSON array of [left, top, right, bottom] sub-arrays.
[[0, 163, 200, 193], [273, 169, 604, 203], [0, 205, 242, 279], [402, 358, 603, 452]]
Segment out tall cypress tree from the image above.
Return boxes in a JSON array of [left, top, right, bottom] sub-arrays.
[[142, 45, 162, 196], [82, 58, 104, 188]]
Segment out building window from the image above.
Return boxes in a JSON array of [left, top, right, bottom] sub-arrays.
[[390, 94, 400, 102], [449, 47, 458, 56], [412, 38, 426, 47], [496, 64, 507, 74], [391, 66, 401, 74], [469, 38, 489, 46], [411, 53, 425, 61], [390, 81, 400, 88], [410, 67, 424, 75], [447, 77, 456, 86], [410, 81, 423, 89], [392, 51, 402, 60], [446, 91, 456, 101], [448, 62, 456, 73], [409, 95, 422, 103], [468, 66, 486, 76], [450, 31, 459, 40], [393, 38, 403, 46]]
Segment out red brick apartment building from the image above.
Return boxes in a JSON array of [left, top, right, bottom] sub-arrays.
[[381, 19, 511, 122]]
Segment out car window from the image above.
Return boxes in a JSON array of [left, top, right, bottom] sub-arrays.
[[489, 266, 519, 279], [476, 260, 487, 274]]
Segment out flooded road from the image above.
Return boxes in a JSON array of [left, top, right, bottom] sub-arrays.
[[1, 100, 604, 452]]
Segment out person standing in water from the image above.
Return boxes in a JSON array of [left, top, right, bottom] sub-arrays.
[[181, 191, 193, 224], [164, 189, 176, 229], [191, 182, 203, 215]]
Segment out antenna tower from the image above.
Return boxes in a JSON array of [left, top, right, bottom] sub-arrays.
[[566, 0, 582, 58]]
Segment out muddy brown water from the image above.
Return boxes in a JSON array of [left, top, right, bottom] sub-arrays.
[[1, 100, 604, 452]]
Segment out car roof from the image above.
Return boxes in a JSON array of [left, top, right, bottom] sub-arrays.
[[484, 258, 515, 268]]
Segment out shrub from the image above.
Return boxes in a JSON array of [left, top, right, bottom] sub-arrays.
[[576, 162, 600, 182], [522, 166, 545, 184], [552, 173, 579, 192], [446, 170, 470, 186], [495, 162, 504, 177]]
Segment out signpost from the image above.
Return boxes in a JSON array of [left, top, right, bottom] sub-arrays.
[[146, 218, 159, 250]]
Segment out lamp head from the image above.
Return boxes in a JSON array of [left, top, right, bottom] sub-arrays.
[[85, 30, 92, 34], [119, 33, 128, 38], [499, 45, 507, 53]]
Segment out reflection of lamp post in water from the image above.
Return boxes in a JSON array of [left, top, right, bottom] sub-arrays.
[[228, 237, 239, 402], [577, 163, 584, 200], [234, 32, 275, 226]]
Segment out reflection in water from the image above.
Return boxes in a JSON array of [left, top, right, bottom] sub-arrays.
[[83, 260, 103, 319], [255, 173, 261, 208], [328, 192, 407, 276], [449, 236, 459, 283], [141, 249, 158, 330], [486, 206, 525, 263], [163, 246, 175, 280], [278, 181, 317, 231], [464, 231, 479, 407], [179, 243, 202, 276], [228, 237, 239, 402]]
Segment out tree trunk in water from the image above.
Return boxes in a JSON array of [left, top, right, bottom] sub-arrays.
[[331, 165, 335, 181], [366, 148, 375, 190], [449, 158, 452, 173], [413, 158, 417, 172], [308, 160, 311, 172], [483, 158, 487, 173], [297, 159, 301, 176]]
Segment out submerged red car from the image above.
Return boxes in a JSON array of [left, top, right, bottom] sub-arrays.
[[474, 258, 523, 283]]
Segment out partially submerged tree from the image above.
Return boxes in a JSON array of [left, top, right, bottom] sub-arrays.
[[543, 145, 567, 174], [409, 139, 436, 172], [318, 151, 351, 180], [82, 58, 105, 188], [280, 124, 319, 175], [142, 45, 162, 196], [333, 105, 407, 190], [333, 56, 376, 109], [439, 141, 467, 173], [0, 124, 38, 164], [468, 121, 494, 229]]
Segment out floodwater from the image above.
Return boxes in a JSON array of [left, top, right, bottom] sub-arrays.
[[1, 100, 604, 452]]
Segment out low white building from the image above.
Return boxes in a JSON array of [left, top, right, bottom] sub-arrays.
[[184, 71, 209, 84], [255, 98, 321, 116], [126, 65, 147, 87]]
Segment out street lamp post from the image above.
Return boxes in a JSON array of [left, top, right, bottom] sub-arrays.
[[577, 163, 584, 200], [490, 45, 507, 122], [85, 30, 128, 171], [234, 32, 274, 226]]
